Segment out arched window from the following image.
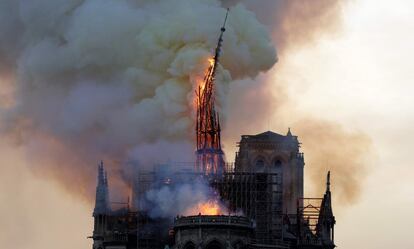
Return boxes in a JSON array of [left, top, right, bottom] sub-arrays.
[[205, 240, 224, 249], [255, 158, 265, 173], [232, 240, 246, 249], [183, 242, 196, 249], [274, 160, 282, 169], [256, 159, 265, 168]]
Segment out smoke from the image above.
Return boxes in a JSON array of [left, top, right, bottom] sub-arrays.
[[293, 119, 371, 205], [0, 0, 371, 208], [221, 0, 373, 206], [0, 0, 275, 200], [140, 177, 227, 219], [223, 0, 346, 52]]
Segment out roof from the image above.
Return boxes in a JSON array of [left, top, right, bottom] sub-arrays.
[[253, 131, 286, 139], [239, 130, 300, 149], [242, 130, 289, 142]]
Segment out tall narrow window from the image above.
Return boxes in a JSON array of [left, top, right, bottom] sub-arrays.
[[255, 158, 265, 172], [274, 160, 283, 184]]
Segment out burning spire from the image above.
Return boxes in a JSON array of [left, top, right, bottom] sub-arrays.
[[195, 9, 229, 176]]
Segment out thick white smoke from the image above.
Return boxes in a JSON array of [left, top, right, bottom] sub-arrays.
[[0, 0, 276, 198], [140, 177, 227, 219]]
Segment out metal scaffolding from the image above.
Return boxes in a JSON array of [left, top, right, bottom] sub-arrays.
[[214, 171, 283, 245], [296, 198, 324, 246]]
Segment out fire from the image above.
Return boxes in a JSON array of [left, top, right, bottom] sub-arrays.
[[199, 79, 206, 92], [185, 199, 226, 216], [197, 200, 222, 215], [191, 57, 214, 114], [198, 57, 215, 92], [208, 58, 215, 66]]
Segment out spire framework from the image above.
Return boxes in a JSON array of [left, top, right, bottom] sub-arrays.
[[195, 9, 229, 176]]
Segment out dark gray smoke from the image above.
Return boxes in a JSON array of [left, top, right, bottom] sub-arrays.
[[0, 0, 368, 207], [0, 0, 276, 200]]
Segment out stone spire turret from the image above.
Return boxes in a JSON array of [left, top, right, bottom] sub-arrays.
[[287, 127, 292, 136], [316, 171, 336, 248], [93, 161, 110, 215]]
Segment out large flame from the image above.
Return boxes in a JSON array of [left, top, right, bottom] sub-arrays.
[[185, 199, 227, 215], [197, 200, 222, 215], [197, 57, 214, 94], [192, 57, 213, 111]]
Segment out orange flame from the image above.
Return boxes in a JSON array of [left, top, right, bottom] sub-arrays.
[[208, 58, 215, 67], [192, 57, 215, 111], [197, 200, 222, 215], [185, 199, 226, 216], [199, 57, 214, 92]]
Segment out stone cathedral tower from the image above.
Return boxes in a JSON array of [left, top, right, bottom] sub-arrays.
[[234, 129, 304, 215], [91, 161, 110, 249]]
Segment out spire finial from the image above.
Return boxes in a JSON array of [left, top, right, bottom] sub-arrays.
[[212, 8, 229, 69], [98, 160, 104, 184], [94, 160, 110, 215], [327, 171, 331, 192], [287, 127, 292, 136], [222, 8, 230, 31]]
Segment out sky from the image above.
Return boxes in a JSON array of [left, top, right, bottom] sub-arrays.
[[269, 0, 414, 248], [1, 0, 414, 248]]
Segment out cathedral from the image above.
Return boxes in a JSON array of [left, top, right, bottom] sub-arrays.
[[89, 129, 335, 249], [89, 10, 335, 249]]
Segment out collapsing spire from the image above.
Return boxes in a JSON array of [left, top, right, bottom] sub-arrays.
[[93, 161, 110, 215], [195, 9, 229, 176]]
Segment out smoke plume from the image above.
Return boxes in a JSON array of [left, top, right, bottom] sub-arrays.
[[223, 0, 346, 52], [140, 177, 228, 219], [222, 0, 372, 206], [293, 119, 371, 205], [0, 0, 371, 208], [0, 0, 275, 199]]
